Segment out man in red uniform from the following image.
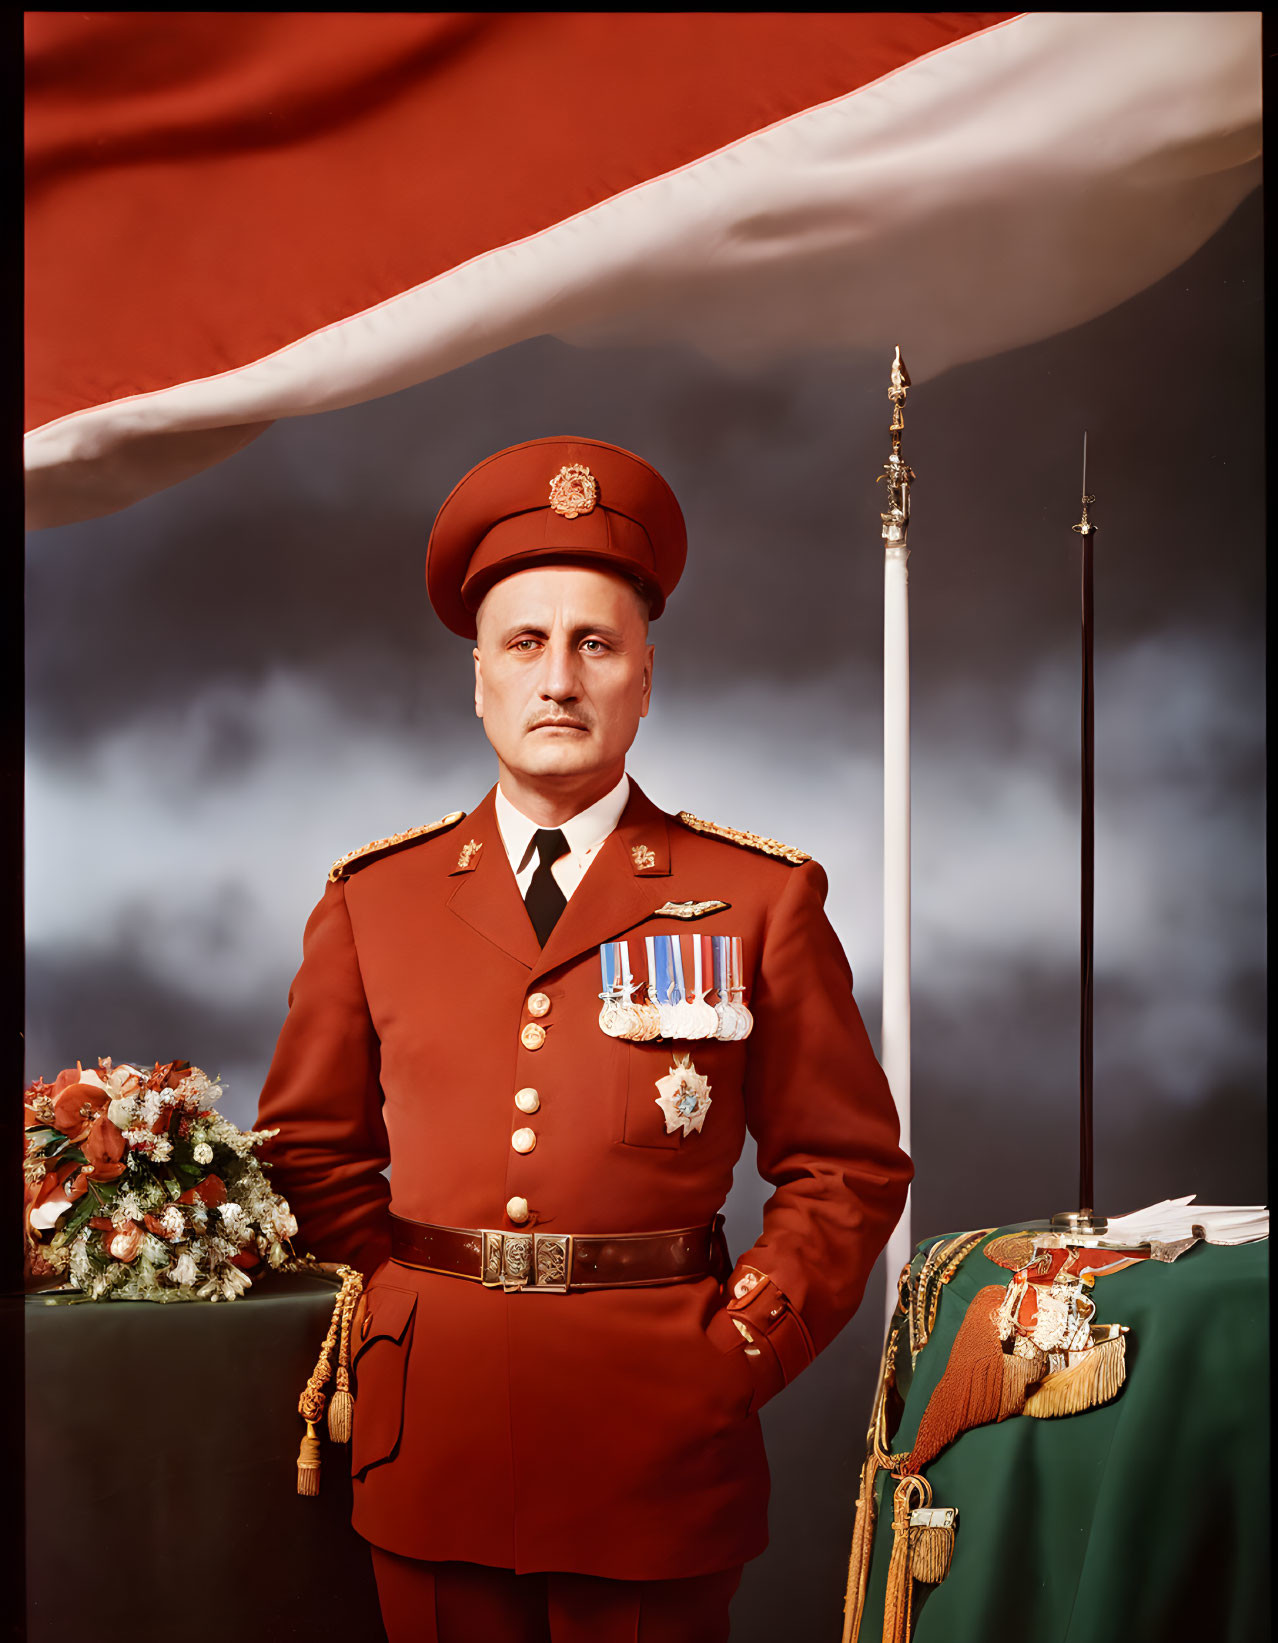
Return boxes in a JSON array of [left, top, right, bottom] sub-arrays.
[[256, 436, 912, 1642]]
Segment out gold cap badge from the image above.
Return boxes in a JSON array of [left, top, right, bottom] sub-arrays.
[[549, 463, 597, 519]]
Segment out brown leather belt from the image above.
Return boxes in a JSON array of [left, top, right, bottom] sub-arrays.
[[389, 1211, 727, 1294]]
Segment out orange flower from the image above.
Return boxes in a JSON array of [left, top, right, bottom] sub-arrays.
[[51, 1079, 110, 1142], [107, 1222, 144, 1263], [25, 1159, 77, 1232], [82, 1114, 127, 1183]]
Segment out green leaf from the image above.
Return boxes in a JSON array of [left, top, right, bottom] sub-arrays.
[[56, 1190, 99, 1241]]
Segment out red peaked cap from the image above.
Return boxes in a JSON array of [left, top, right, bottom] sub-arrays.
[[425, 436, 687, 638]]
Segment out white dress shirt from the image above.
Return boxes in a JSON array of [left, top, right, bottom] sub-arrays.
[[495, 773, 631, 903]]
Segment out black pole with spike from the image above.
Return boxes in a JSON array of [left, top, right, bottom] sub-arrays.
[[1049, 435, 1107, 1238], [1074, 436, 1096, 1218]]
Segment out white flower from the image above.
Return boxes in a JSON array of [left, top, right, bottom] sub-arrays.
[[160, 1204, 184, 1239], [170, 1251, 200, 1287], [140, 1090, 164, 1129], [151, 1137, 172, 1162], [221, 1265, 252, 1299], [217, 1202, 246, 1237], [107, 1095, 138, 1128], [192, 1143, 213, 1165], [188, 1202, 208, 1229], [271, 1204, 298, 1240]]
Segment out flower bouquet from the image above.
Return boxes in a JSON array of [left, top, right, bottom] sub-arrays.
[[23, 1057, 299, 1301]]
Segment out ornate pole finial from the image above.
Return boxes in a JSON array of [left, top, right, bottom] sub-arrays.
[[878, 346, 916, 549], [1072, 430, 1096, 539]]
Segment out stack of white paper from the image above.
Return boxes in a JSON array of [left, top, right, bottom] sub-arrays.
[[1104, 1195, 1268, 1246]]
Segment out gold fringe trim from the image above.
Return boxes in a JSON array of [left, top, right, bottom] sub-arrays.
[[296, 1422, 321, 1497], [327, 1386, 354, 1443], [676, 811, 811, 864], [1024, 1329, 1127, 1419], [1000, 1345, 1044, 1413], [910, 1524, 955, 1586]]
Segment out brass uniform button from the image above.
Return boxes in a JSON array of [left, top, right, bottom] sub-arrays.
[[520, 1022, 546, 1050], [514, 1087, 541, 1114], [506, 1196, 530, 1223], [511, 1128, 537, 1154], [526, 992, 551, 1018]]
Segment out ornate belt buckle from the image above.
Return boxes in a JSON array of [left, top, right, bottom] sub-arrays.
[[530, 1232, 573, 1293], [481, 1230, 531, 1290], [481, 1229, 573, 1292]]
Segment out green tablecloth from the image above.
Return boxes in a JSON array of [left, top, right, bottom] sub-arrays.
[[25, 1272, 384, 1643], [855, 1229, 1269, 1643]]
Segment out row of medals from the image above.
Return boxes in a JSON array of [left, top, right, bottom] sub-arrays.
[[598, 987, 754, 1043]]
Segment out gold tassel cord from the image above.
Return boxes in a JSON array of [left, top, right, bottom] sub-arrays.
[[296, 1421, 322, 1497], [1024, 1328, 1127, 1419], [295, 1264, 363, 1495], [843, 1300, 910, 1643], [882, 1476, 931, 1643], [842, 1454, 883, 1643], [327, 1271, 362, 1442]]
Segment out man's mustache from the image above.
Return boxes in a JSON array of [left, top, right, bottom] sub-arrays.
[[526, 712, 593, 731]]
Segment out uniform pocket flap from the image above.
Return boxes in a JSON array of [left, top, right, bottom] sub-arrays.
[[355, 1284, 417, 1356]]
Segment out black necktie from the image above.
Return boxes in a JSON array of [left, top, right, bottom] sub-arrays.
[[524, 828, 569, 946]]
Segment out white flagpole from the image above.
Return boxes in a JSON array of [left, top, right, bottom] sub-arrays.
[[879, 348, 914, 1331]]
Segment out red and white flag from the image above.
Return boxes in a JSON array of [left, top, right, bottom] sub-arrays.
[[25, 11, 1260, 528]]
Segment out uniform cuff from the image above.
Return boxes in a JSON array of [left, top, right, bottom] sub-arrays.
[[726, 1266, 816, 1387]]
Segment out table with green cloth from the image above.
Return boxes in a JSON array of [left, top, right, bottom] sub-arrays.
[[853, 1226, 1269, 1643], [25, 1271, 385, 1643]]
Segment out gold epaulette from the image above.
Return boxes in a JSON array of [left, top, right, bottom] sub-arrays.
[[328, 811, 466, 882], [676, 811, 811, 865]]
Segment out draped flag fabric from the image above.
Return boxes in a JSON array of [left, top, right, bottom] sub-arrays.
[[25, 11, 1261, 529]]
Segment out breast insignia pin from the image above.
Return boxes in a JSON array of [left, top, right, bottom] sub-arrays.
[[655, 1051, 712, 1137], [456, 839, 483, 870]]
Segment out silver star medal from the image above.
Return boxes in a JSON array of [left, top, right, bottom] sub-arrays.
[[655, 1051, 712, 1136]]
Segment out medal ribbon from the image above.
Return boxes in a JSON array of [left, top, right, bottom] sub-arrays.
[[649, 934, 676, 1006]]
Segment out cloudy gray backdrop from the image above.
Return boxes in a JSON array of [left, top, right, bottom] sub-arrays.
[[25, 190, 1263, 1638]]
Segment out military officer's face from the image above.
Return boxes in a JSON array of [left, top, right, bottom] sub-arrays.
[[472, 565, 654, 789]]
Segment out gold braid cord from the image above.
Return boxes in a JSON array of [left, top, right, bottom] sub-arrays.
[[843, 1232, 993, 1643], [294, 1263, 364, 1496]]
